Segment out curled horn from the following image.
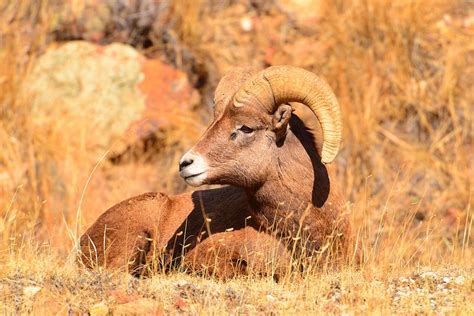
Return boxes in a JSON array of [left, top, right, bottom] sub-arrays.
[[213, 68, 253, 117], [233, 65, 342, 164]]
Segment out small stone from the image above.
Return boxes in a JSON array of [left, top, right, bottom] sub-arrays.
[[90, 301, 109, 316], [420, 271, 438, 280], [414, 211, 425, 221], [175, 280, 189, 287], [395, 290, 408, 297], [399, 277, 409, 283], [442, 277, 451, 284], [23, 286, 41, 298], [277, 0, 325, 25], [174, 297, 187, 310], [266, 294, 276, 302], [108, 290, 137, 304], [454, 276, 465, 285], [240, 17, 253, 32]]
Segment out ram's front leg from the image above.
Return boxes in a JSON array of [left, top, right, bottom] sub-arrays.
[[183, 227, 291, 280]]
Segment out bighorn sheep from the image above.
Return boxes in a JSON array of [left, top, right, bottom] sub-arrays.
[[79, 65, 347, 278]]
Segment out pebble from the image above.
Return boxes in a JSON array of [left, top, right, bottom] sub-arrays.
[[175, 280, 189, 287], [442, 277, 451, 284], [454, 276, 465, 285], [266, 294, 276, 302], [23, 286, 41, 298], [240, 17, 253, 32], [420, 271, 438, 279]]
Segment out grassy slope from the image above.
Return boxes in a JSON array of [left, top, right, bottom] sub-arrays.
[[1, 254, 472, 314], [0, 0, 472, 314]]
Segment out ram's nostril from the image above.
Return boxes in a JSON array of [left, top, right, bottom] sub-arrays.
[[179, 158, 194, 171]]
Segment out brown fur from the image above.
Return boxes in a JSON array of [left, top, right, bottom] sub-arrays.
[[79, 67, 348, 278], [190, 111, 348, 260], [79, 186, 291, 277], [184, 226, 292, 279]]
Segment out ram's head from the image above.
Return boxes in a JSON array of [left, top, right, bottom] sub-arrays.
[[179, 66, 342, 187]]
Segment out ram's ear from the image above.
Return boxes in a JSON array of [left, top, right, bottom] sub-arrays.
[[272, 104, 292, 141]]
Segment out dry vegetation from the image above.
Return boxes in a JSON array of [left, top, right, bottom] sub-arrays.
[[0, 0, 473, 314]]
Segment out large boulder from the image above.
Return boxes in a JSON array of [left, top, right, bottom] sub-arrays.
[[22, 41, 200, 229], [26, 41, 199, 159]]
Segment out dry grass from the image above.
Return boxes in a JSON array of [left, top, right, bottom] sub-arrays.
[[0, 0, 473, 314]]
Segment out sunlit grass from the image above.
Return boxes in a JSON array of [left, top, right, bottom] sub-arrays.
[[0, 0, 472, 313]]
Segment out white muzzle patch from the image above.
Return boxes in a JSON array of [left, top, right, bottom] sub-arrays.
[[179, 151, 208, 186]]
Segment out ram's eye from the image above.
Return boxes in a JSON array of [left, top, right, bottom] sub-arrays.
[[239, 125, 254, 134]]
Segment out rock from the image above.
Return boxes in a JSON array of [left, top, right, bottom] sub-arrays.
[[277, 0, 326, 26], [266, 294, 276, 302], [454, 275, 465, 285], [22, 284, 42, 313], [114, 298, 163, 315], [89, 301, 109, 316], [130, 57, 200, 149], [174, 280, 190, 288], [174, 297, 187, 311], [23, 286, 41, 298], [240, 16, 253, 32], [108, 289, 138, 304], [26, 41, 199, 159], [398, 277, 410, 283], [442, 277, 451, 284], [58, 0, 158, 45], [419, 271, 438, 280]]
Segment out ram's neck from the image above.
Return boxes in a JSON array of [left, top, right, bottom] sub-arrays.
[[245, 116, 345, 252]]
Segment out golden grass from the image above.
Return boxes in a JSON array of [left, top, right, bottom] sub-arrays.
[[0, 0, 473, 314]]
